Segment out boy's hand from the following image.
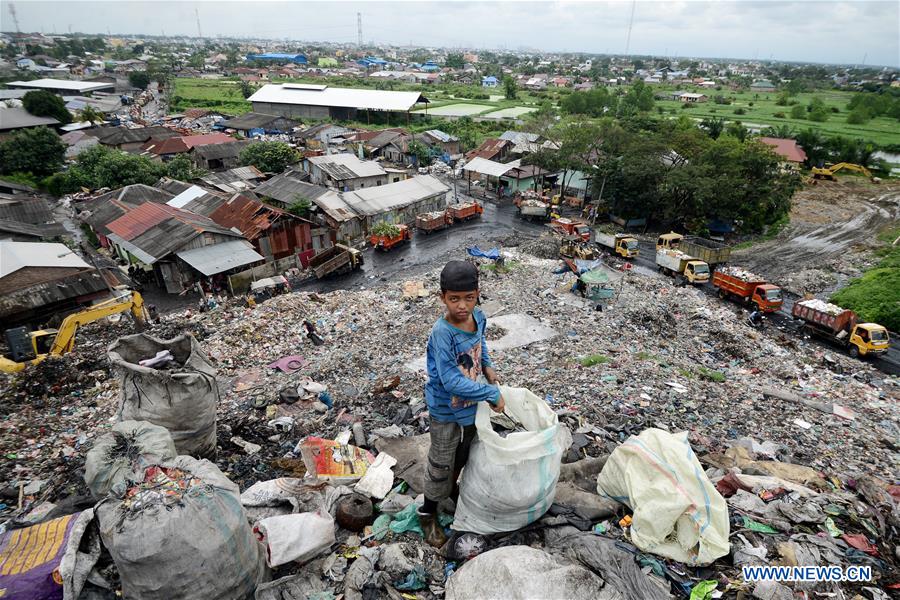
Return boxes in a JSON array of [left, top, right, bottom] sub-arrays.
[[491, 393, 505, 413], [484, 366, 500, 385]]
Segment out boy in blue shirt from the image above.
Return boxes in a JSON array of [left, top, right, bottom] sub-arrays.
[[418, 260, 504, 547]]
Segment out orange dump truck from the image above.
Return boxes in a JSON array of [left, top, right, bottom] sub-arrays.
[[370, 224, 411, 251], [415, 211, 452, 233], [792, 299, 889, 358], [551, 218, 591, 242], [447, 202, 483, 222], [712, 267, 783, 313]]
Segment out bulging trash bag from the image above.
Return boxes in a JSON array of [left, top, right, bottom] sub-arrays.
[[84, 420, 177, 498], [445, 545, 605, 600], [596, 428, 730, 566], [108, 333, 218, 457], [452, 385, 571, 534], [96, 456, 265, 600]]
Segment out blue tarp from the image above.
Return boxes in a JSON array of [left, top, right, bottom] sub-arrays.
[[467, 246, 500, 260]]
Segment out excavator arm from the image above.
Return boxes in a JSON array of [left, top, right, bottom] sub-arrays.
[[49, 292, 146, 355], [0, 292, 146, 373]]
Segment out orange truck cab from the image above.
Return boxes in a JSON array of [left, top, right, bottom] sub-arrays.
[[551, 218, 591, 242], [370, 224, 411, 250]]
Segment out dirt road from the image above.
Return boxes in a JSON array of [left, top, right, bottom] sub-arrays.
[[733, 180, 900, 295]]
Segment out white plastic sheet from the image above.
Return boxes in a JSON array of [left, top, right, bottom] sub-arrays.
[[596, 428, 730, 566]]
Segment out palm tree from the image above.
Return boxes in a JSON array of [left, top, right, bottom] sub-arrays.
[[79, 106, 105, 125]]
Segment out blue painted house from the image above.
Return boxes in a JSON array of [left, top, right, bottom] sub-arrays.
[[482, 76, 499, 88]]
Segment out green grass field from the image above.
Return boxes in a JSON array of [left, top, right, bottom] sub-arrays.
[[656, 87, 900, 146], [170, 77, 899, 147], [171, 78, 252, 115]]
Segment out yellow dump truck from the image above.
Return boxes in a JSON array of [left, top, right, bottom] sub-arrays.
[[655, 249, 710, 285]]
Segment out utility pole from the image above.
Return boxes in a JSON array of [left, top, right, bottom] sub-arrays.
[[8, 3, 20, 33], [357, 12, 362, 47], [624, 0, 636, 56]]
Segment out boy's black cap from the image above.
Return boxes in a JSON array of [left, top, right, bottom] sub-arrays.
[[440, 260, 479, 291]]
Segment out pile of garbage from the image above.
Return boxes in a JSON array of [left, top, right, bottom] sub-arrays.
[[717, 265, 767, 282], [796, 298, 848, 316], [1, 248, 897, 599]]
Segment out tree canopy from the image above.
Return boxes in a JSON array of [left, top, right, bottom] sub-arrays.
[[22, 90, 72, 124], [45, 145, 167, 195], [0, 127, 67, 178], [239, 141, 300, 173], [128, 71, 152, 90]]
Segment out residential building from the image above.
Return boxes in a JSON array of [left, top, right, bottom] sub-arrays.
[[190, 140, 254, 171], [421, 130, 461, 156], [85, 126, 181, 152], [758, 137, 807, 169], [220, 112, 300, 136], [750, 80, 776, 93], [142, 132, 236, 160], [103, 202, 262, 294], [78, 184, 175, 249], [341, 175, 450, 233], [247, 83, 428, 120], [255, 169, 363, 245], [200, 166, 266, 194], [0, 107, 60, 132], [482, 76, 499, 88], [465, 137, 512, 162], [0, 241, 125, 330], [0, 195, 66, 242], [679, 93, 708, 103], [305, 153, 388, 191]]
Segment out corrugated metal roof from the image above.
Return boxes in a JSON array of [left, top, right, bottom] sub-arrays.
[[143, 132, 235, 155], [254, 170, 323, 204], [200, 166, 265, 193], [7, 78, 113, 92], [0, 240, 90, 278], [221, 112, 298, 131], [0, 268, 118, 320], [465, 138, 511, 161], [0, 219, 48, 239], [0, 107, 60, 131], [248, 84, 428, 112], [313, 190, 358, 223], [90, 184, 174, 208], [342, 175, 449, 217], [423, 129, 458, 143], [154, 178, 195, 196], [308, 153, 386, 180], [192, 140, 251, 160], [463, 157, 515, 178], [207, 194, 297, 240], [176, 240, 264, 276], [86, 126, 179, 146]]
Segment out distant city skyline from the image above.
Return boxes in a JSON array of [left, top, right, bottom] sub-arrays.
[[5, 1, 899, 67]]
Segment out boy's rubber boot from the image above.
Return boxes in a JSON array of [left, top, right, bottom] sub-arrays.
[[417, 508, 448, 548]]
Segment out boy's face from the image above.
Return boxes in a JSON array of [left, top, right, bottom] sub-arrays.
[[441, 289, 478, 323]]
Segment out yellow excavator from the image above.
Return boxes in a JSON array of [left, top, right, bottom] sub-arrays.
[[810, 163, 874, 181], [0, 290, 146, 374]]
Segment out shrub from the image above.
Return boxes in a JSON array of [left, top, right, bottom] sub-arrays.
[[774, 112, 786, 118], [733, 107, 746, 115]]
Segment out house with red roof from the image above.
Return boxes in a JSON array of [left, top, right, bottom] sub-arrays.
[[142, 132, 236, 160], [758, 137, 807, 170], [104, 201, 263, 293]]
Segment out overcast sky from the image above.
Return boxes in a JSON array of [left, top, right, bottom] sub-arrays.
[[6, 1, 899, 67]]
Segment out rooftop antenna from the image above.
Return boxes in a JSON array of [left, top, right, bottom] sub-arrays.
[[195, 7, 203, 40], [8, 3, 20, 33], [624, 0, 636, 56], [357, 12, 362, 47]]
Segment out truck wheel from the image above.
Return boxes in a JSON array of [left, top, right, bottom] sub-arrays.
[[717, 289, 726, 299], [848, 346, 859, 359]]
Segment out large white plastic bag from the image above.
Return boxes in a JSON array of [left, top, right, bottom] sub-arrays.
[[452, 385, 571, 534], [253, 511, 335, 567], [596, 428, 730, 566]]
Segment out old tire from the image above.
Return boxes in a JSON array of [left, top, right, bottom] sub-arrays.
[[336, 493, 374, 532], [848, 346, 860, 359]]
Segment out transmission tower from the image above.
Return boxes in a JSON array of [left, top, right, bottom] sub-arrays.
[[624, 0, 636, 56], [357, 12, 362, 47], [8, 3, 21, 33], [195, 7, 203, 40]]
